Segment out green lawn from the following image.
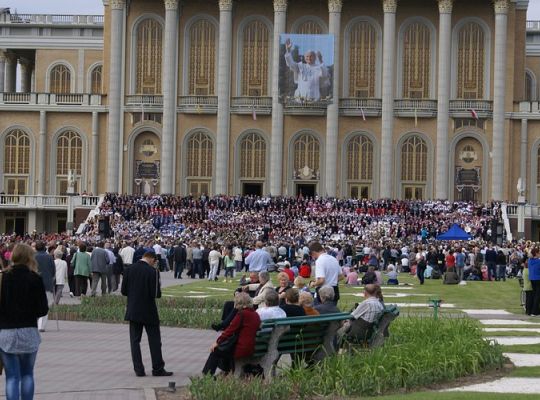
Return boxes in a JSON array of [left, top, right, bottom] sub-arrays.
[[163, 273, 525, 314], [500, 343, 540, 353], [509, 366, 540, 377]]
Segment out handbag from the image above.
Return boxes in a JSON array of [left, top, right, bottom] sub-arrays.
[[0, 272, 3, 375], [216, 312, 244, 353]]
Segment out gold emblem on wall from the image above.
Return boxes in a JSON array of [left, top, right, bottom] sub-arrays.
[[459, 146, 477, 164]]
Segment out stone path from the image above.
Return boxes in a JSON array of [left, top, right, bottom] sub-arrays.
[[444, 308, 540, 394]]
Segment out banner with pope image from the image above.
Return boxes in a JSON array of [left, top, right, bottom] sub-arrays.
[[279, 34, 334, 105]]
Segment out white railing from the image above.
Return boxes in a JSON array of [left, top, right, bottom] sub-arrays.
[[230, 97, 272, 113], [126, 95, 163, 106], [283, 98, 329, 115], [0, 92, 102, 106], [0, 195, 100, 209], [3, 13, 103, 25], [178, 96, 218, 113], [339, 98, 382, 109], [527, 21, 540, 31], [394, 99, 438, 111], [449, 100, 493, 112]]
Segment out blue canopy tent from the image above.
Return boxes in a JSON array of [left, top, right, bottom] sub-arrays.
[[436, 224, 472, 241]]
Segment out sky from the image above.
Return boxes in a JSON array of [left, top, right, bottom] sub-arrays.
[[4, 0, 540, 19]]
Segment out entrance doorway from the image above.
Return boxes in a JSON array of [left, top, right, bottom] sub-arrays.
[[296, 183, 316, 197], [243, 182, 263, 196], [5, 212, 26, 236]]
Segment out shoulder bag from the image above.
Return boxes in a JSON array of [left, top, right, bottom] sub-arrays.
[[216, 311, 244, 354]]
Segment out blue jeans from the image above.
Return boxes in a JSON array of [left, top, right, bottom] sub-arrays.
[[0, 350, 38, 400]]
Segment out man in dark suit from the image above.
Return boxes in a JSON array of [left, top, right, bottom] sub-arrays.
[[121, 250, 172, 377], [35, 241, 55, 331], [173, 241, 187, 279], [90, 242, 109, 296]]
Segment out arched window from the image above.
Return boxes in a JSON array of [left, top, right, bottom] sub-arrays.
[[136, 18, 163, 94], [457, 22, 485, 99], [188, 19, 216, 95], [347, 135, 373, 181], [295, 19, 324, 34], [4, 129, 30, 195], [240, 133, 266, 179], [241, 20, 270, 96], [294, 133, 320, 173], [90, 65, 102, 94], [56, 131, 83, 194], [187, 132, 213, 178], [526, 71, 537, 101], [50, 64, 71, 94], [402, 23, 431, 98], [348, 21, 377, 98], [401, 136, 427, 182]]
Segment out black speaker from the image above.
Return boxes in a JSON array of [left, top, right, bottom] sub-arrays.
[[98, 219, 110, 238]]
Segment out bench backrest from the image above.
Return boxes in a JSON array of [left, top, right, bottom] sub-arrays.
[[369, 304, 400, 348], [254, 313, 350, 357]]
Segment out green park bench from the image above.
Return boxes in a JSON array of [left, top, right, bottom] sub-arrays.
[[234, 312, 351, 381]]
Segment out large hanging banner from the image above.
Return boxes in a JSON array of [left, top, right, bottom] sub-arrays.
[[279, 34, 334, 105]]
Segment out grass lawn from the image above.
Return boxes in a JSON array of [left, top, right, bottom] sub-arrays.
[[483, 331, 540, 337], [509, 366, 540, 377], [377, 392, 540, 399], [500, 343, 540, 353], [163, 273, 526, 314]]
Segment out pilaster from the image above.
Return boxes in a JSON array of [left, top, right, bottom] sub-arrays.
[[38, 111, 47, 196]]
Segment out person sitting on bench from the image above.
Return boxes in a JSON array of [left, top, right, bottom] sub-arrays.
[[337, 284, 384, 345]]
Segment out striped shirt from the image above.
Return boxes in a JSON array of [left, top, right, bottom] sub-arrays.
[[350, 297, 384, 323]]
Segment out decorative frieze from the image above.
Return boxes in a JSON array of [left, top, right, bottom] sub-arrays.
[[328, 0, 343, 13], [382, 0, 397, 13], [273, 0, 287, 12], [438, 0, 453, 14]]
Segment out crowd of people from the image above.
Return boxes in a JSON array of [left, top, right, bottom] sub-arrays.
[[3, 194, 540, 389]]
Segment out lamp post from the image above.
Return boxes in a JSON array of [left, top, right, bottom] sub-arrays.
[[66, 170, 77, 236]]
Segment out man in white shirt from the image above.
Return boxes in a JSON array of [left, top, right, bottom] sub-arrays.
[[208, 245, 221, 281], [233, 246, 243, 272], [309, 242, 343, 305], [119, 241, 135, 268], [256, 291, 286, 321]]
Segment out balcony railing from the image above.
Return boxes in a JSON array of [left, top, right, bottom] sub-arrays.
[[0, 195, 100, 209], [449, 100, 493, 118], [0, 92, 102, 106], [230, 97, 272, 114], [527, 21, 540, 31], [2, 13, 103, 25], [125, 95, 163, 106], [339, 98, 382, 117], [178, 96, 218, 113], [394, 99, 438, 117], [283, 98, 329, 115]]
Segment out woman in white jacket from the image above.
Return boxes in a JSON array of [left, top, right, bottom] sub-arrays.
[[53, 250, 67, 305]]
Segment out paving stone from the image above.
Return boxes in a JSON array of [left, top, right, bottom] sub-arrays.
[[504, 353, 540, 367], [445, 377, 540, 394]]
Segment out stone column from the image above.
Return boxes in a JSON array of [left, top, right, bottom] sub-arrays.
[[4, 53, 17, 92], [380, 0, 397, 198], [0, 52, 6, 93], [38, 111, 47, 195], [325, 0, 342, 197], [435, 0, 453, 200], [491, 0, 509, 201], [91, 111, 99, 195], [520, 118, 528, 198], [106, 0, 125, 193], [215, 0, 233, 195], [270, 0, 287, 196], [20, 58, 33, 93], [161, 0, 180, 194]]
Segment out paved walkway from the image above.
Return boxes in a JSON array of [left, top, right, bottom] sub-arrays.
[[0, 272, 215, 400]]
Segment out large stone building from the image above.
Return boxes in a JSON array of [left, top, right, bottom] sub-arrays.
[[1, 0, 540, 233]]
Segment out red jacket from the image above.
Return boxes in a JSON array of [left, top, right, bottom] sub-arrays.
[[217, 308, 261, 359]]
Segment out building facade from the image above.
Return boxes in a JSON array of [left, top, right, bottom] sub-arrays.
[[1, 0, 540, 232]]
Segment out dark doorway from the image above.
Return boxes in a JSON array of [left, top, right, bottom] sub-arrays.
[[296, 183, 316, 197], [243, 182, 263, 196], [6, 217, 25, 236]]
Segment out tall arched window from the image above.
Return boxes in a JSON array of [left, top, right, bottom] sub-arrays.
[[294, 133, 320, 173], [347, 134, 373, 199], [189, 19, 216, 95], [402, 23, 431, 98], [295, 19, 324, 34], [57, 131, 83, 194], [4, 129, 30, 195], [90, 65, 102, 94], [457, 22, 485, 99], [241, 20, 270, 96], [401, 135, 427, 200], [240, 133, 266, 179], [50, 64, 71, 94], [526, 71, 537, 101], [187, 132, 213, 196], [348, 21, 377, 98], [136, 18, 163, 94]]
